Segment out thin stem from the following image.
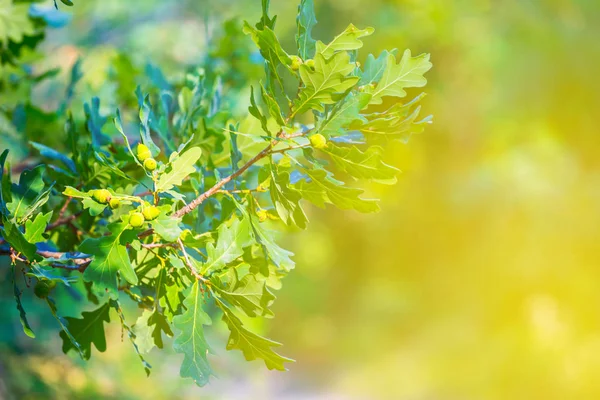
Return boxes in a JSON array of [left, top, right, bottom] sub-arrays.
[[177, 238, 207, 282]]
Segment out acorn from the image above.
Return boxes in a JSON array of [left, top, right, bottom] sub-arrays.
[[129, 212, 145, 228], [34, 280, 55, 299], [109, 198, 121, 209], [309, 133, 328, 149], [92, 189, 111, 204], [142, 205, 160, 221], [305, 58, 315, 69], [290, 55, 302, 71], [144, 158, 157, 171], [136, 143, 152, 161]]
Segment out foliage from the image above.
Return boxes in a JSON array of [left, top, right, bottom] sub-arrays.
[[0, 0, 431, 387]]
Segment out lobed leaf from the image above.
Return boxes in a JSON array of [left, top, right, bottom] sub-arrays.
[[173, 281, 215, 386]]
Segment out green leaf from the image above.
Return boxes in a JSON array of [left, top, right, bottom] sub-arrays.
[[0, 0, 35, 44], [268, 165, 308, 229], [60, 303, 111, 360], [79, 222, 138, 298], [138, 94, 161, 156], [215, 297, 293, 371], [84, 98, 111, 148], [295, 168, 379, 213], [0, 149, 9, 216], [232, 198, 295, 272], [370, 50, 432, 105], [243, 21, 293, 73], [359, 50, 395, 86], [23, 211, 53, 243], [322, 144, 400, 184], [292, 51, 359, 117], [1, 217, 39, 261], [296, 0, 317, 59], [31, 142, 77, 173], [260, 83, 285, 127], [173, 281, 215, 387], [201, 217, 253, 275], [316, 92, 371, 138], [148, 308, 173, 349], [112, 300, 152, 376], [354, 93, 432, 143], [151, 207, 182, 242], [156, 147, 202, 192], [249, 86, 271, 136], [211, 270, 275, 318], [133, 309, 155, 354], [26, 264, 78, 286], [48, 297, 85, 359], [13, 268, 35, 338], [315, 23, 374, 59], [7, 165, 47, 222], [63, 186, 108, 216]]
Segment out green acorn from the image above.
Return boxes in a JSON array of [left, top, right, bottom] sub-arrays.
[[305, 58, 315, 69], [109, 198, 121, 209], [129, 212, 145, 228], [136, 143, 152, 161], [290, 55, 302, 71], [34, 280, 55, 299], [144, 158, 157, 171], [309, 133, 328, 149], [92, 189, 111, 204], [142, 205, 160, 221]]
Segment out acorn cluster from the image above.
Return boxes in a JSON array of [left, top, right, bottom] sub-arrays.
[[290, 55, 315, 71], [137, 143, 157, 171]]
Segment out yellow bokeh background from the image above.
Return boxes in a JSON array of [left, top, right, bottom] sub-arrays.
[[3, 0, 600, 398]]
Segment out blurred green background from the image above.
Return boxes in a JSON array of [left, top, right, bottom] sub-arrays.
[[2, 0, 600, 398]]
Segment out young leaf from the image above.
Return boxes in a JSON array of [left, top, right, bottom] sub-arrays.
[[316, 24, 374, 59], [269, 166, 308, 229], [243, 21, 293, 73], [173, 281, 215, 387], [359, 50, 395, 86], [133, 309, 155, 354], [84, 97, 111, 148], [354, 94, 432, 143], [6, 165, 46, 221], [79, 222, 139, 297], [112, 300, 152, 376], [151, 207, 183, 242], [138, 94, 161, 156], [215, 297, 293, 371], [48, 297, 85, 359], [316, 92, 371, 138], [292, 51, 359, 117], [370, 50, 432, 105], [201, 217, 253, 275], [156, 147, 202, 192], [211, 271, 276, 318], [322, 144, 400, 184], [31, 141, 77, 173], [0, 149, 9, 216], [13, 268, 35, 338], [296, 0, 317, 60], [59, 302, 111, 360], [23, 211, 53, 243], [295, 168, 380, 213], [1, 218, 40, 261], [148, 308, 173, 349]]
